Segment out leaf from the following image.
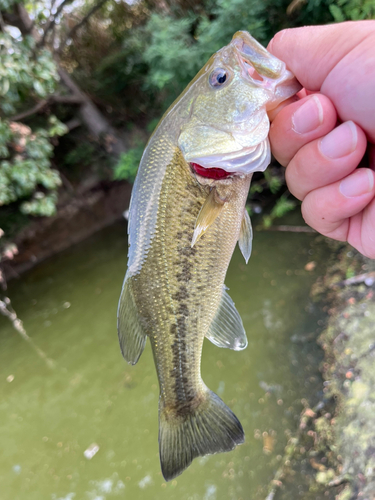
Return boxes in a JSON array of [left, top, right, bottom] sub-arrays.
[[33, 80, 46, 97], [329, 4, 346, 22]]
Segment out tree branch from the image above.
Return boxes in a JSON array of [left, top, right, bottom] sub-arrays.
[[57, 0, 111, 53], [2, 4, 35, 36], [10, 94, 84, 121], [0, 296, 55, 369], [257, 225, 316, 233], [0, 10, 6, 32], [38, 0, 74, 47], [65, 117, 82, 131], [15, 4, 36, 35], [10, 100, 49, 121], [3, 1, 127, 157], [57, 67, 86, 96], [51, 94, 84, 104]]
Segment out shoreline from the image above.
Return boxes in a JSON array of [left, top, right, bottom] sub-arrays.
[[269, 244, 375, 500], [3, 180, 132, 280]]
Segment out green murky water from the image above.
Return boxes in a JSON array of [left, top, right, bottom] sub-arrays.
[[0, 216, 329, 500]]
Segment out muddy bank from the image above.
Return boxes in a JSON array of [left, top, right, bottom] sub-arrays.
[[269, 244, 375, 500], [317, 249, 375, 499], [4, 180, 132, 279]]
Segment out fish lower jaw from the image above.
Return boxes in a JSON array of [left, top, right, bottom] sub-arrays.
[[189, 138, 271, 179]]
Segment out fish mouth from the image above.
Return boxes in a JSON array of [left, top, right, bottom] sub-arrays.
[[189, 139, 270, 179], [231, 31, 302, 106]]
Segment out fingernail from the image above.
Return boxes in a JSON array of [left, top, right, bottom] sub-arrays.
[[320, 121, 357, 159], [340, 169, 374, 198], [292, 95, 323, 134]]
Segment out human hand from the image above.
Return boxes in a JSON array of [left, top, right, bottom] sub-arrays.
[[267, 22, 375, 259]]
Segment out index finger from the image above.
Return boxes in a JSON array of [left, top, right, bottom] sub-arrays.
[[267, 22, 375, 91]]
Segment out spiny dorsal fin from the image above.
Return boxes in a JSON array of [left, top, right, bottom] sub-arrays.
[[205, 286, 247, 350], [191, 188, 224, 247], [117, 277, 147, 365], [238, 209, 253, 264]]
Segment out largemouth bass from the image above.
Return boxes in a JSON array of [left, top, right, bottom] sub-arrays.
[[118, 31, 300, 481]]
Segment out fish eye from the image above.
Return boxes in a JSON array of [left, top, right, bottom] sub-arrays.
[[209, 68, 228, 88]]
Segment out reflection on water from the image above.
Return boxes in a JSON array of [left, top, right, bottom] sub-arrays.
[[0, 217, 330, 499]]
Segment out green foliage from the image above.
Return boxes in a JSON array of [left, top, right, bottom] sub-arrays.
[[146, 118, 160, 133], [196, 0, 267, 54], [63, 143, 96, 168], [0, 11, 66, 219], [47, 115, 68, 137], [1, 0, 15, 8], [0, 33, 58, 117], [0, 118, 66, 217], [86, 0, 269, 117], [345, 265, 356, 279], [250, 182, 264, 194], [329, 0, 375, 21], [329, 3, 347, 21], [267, 0, 335, 31], [143, 14, 199, 92], [264, 169, 282, 194], [142, 0, 267, 104], [2, 0, 373, 235], [21, 192, 58, 217], [262, 194, 297, 228], [113, 142, 146, 183]]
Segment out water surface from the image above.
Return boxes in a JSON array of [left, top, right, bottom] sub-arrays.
[[0, 216, 329, 499]]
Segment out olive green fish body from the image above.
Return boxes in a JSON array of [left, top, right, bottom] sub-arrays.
[[119, 146, 250, 479], [133, 154, 235, 387], [118, 31, 301, 481]]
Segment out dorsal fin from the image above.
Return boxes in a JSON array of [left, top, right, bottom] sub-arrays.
[[205, 287, 247, 350], [191, 188, 224, 247], [238, 210, 253, 264], [117, 277, 147, 365]]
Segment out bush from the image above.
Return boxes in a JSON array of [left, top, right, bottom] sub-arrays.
[[113, 142, 146, 183], [0, 26, 66, 217]]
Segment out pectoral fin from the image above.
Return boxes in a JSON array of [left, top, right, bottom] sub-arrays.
[[238, 210, 253, 264], [191, 189, 224, 247], [117, 277, 147, 365], [205, 286, 247, 350]]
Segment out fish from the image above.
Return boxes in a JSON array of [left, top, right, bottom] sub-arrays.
[[117, 31, 301, 481]]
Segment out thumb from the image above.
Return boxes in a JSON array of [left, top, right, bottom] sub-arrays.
[[267, 22, 375, 91]]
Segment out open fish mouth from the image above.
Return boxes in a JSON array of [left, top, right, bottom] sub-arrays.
[[190, 139, 270, 179], [232, 31, 301, 100]]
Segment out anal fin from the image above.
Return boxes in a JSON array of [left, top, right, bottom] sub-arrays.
[[238, 209, 253, 264], [205, 286, 247, 350], [191, 188, 224, 247], [117, 276, 147, 365]]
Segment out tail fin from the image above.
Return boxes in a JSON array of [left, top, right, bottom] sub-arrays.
[[159, 388, 244, 481]]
